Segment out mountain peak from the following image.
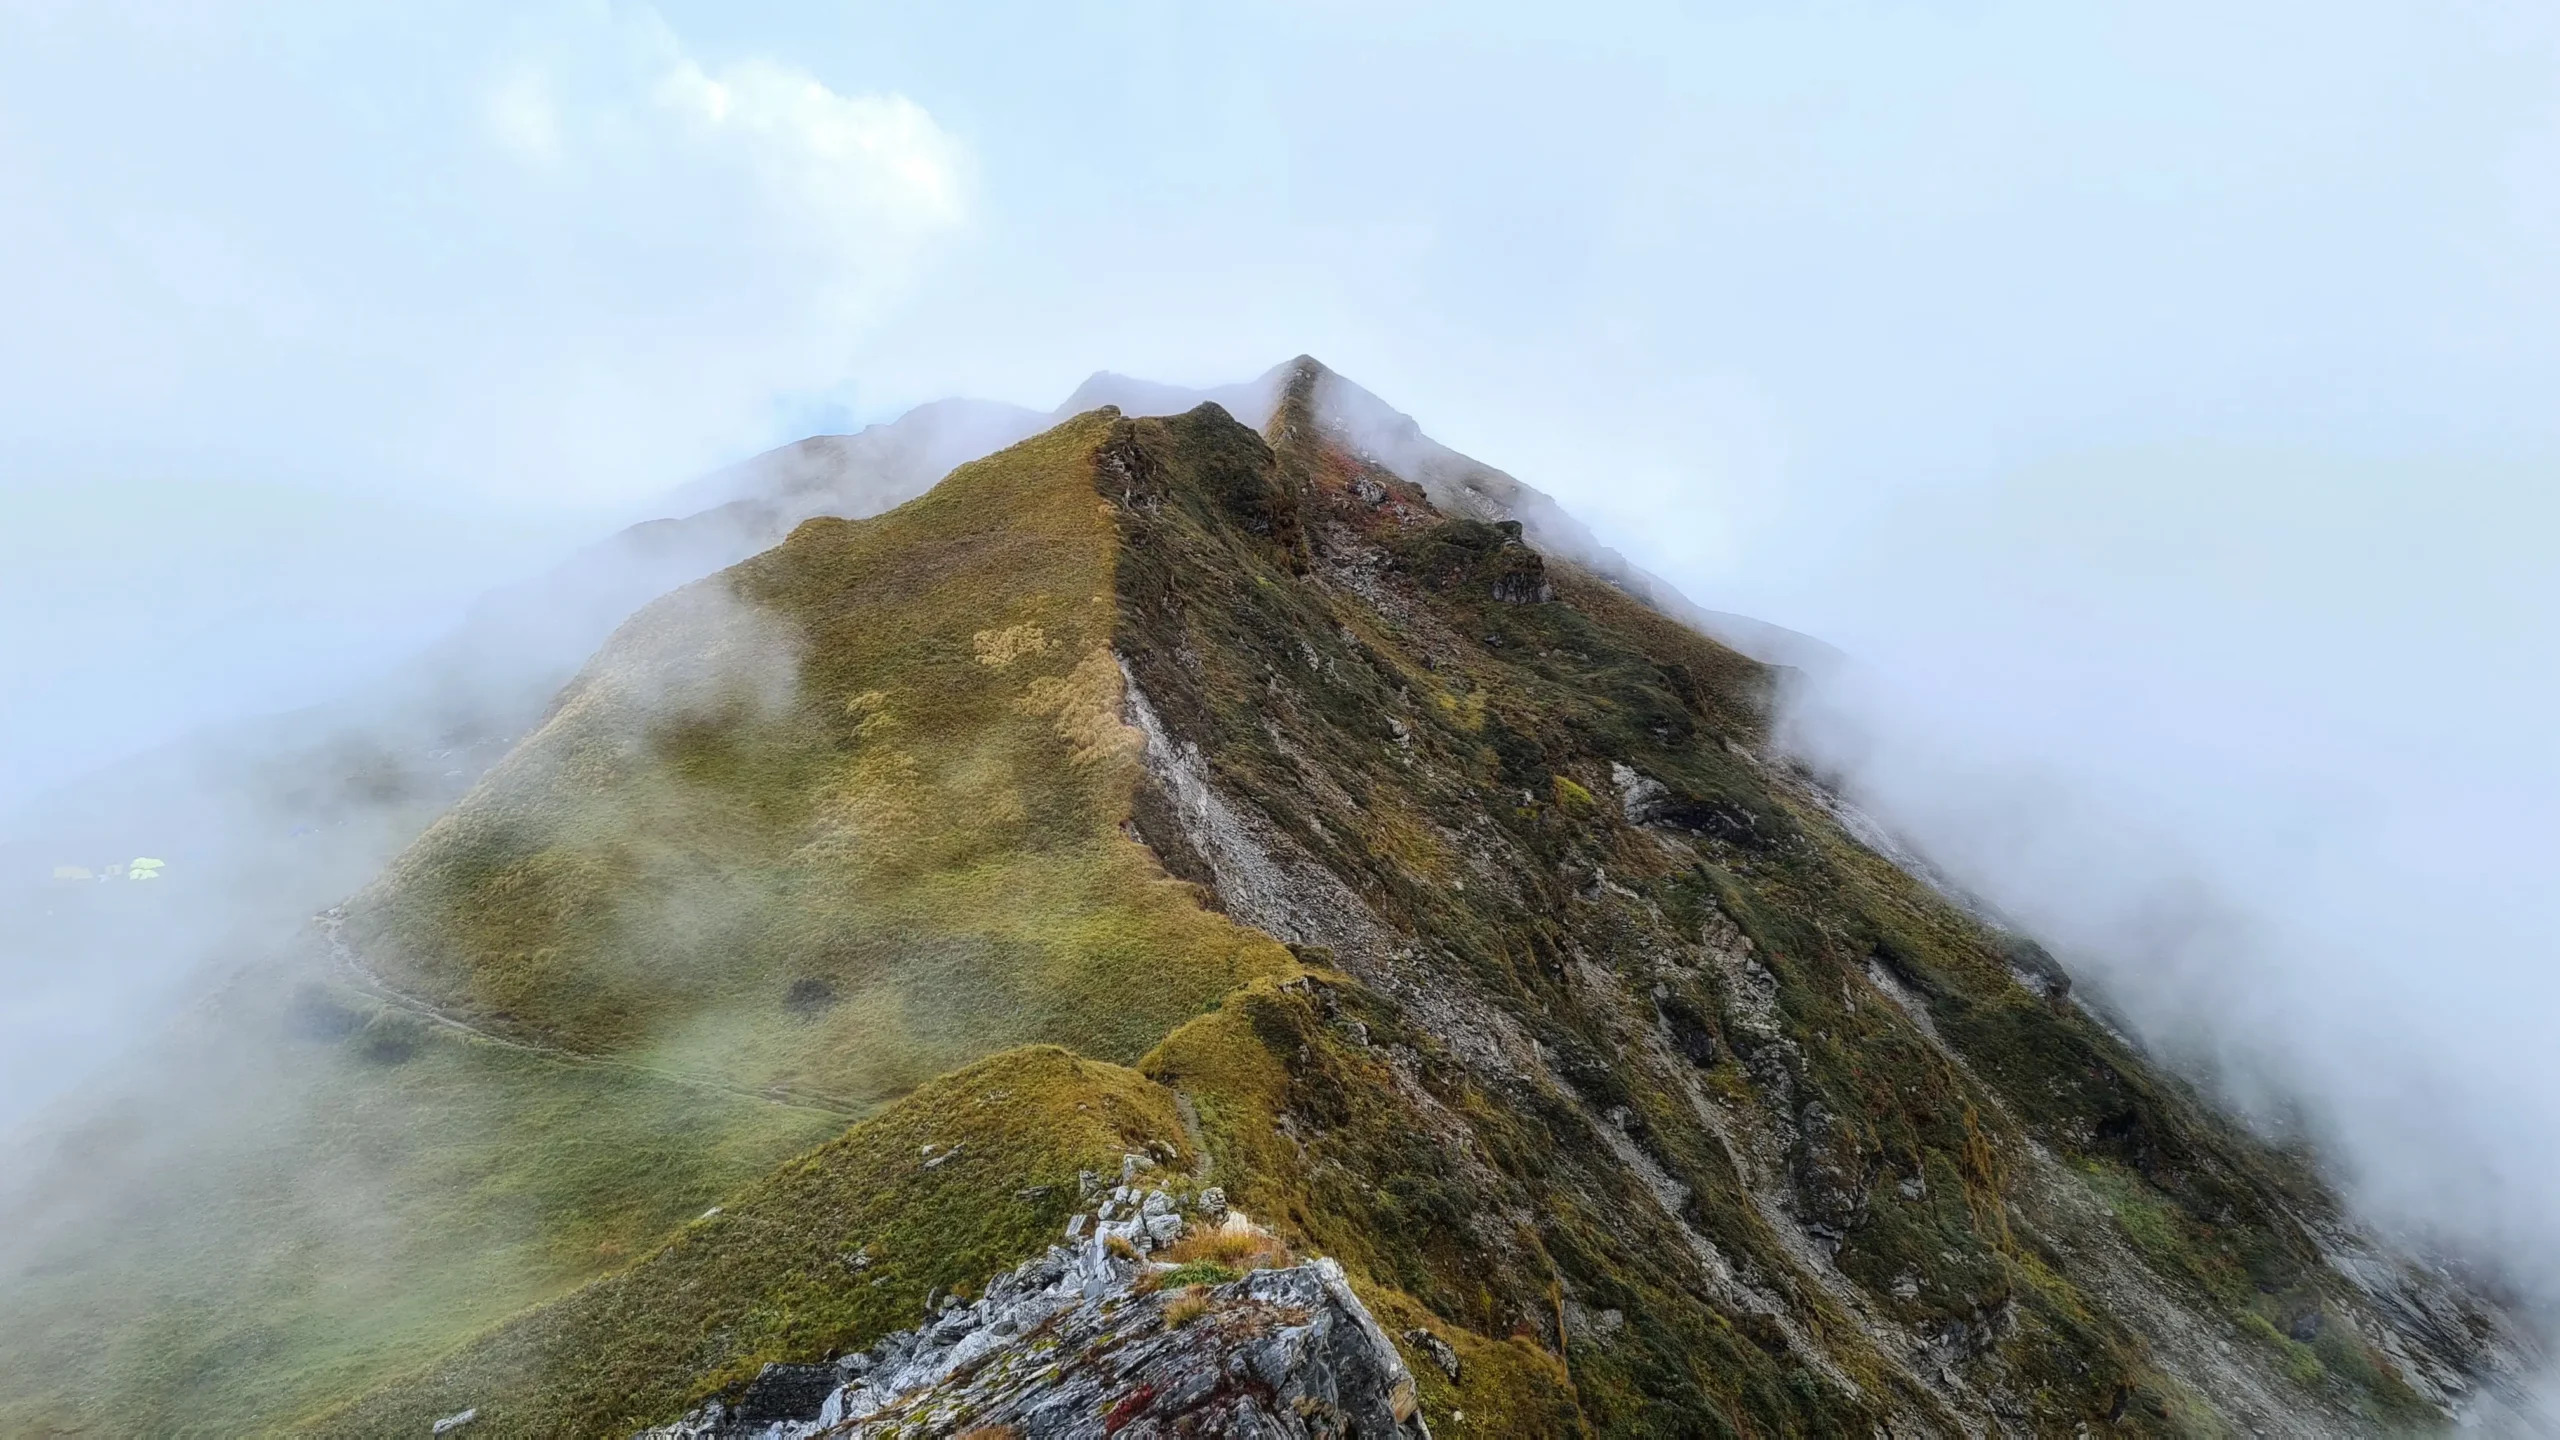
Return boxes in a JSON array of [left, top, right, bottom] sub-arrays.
[[3, 382, 2537, 1438], [328, 397, 2540, 1435]]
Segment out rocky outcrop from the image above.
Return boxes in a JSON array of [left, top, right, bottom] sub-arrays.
[[638, 1179, 1426, 1439]]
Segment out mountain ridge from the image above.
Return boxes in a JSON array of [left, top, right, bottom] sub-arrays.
[[325, 374, 2545, 1433], [0, 362, 2541, 1436]]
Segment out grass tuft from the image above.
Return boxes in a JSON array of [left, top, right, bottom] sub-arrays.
[[1154, 1261, 1242, 1289], [1157, 1224, 1290, 1273], [1163, 1288, 1213, 1329]]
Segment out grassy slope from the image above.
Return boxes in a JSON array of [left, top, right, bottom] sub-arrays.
[[0, 415, 1292, 1436], [313, 1046, 1186, 1437], [346, 413, 1288, 1107], [1098, 397, 2442, 1434], [0, 984, 838, 1437], [321, 972, 1596, 1440]]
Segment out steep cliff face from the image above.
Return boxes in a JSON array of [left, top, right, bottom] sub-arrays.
[[313, 371, 2539, 1436], [1092, 375, 2542, 1433]]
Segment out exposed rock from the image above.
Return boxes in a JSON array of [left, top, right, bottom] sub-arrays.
[[432, 1408, 478, 1435], [1562, 1299, 1626, 1345], [636, 1201, 1425, 1439], [1401, 1328, 1460, 1382], [734, 1366, 839, 1425], [1486, 538, 1554, 605], [1612, 761, 1672, 827]]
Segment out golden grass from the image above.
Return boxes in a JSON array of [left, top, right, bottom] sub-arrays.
[[1162, 1287, 1213, 1329], [1157, 1223, 1290, 1272], [346, 413, 1292, 1108]]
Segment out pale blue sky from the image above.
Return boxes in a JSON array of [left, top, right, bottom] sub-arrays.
[[5, 0, 2559, 1292]]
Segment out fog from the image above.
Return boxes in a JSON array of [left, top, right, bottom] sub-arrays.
[[1770, 449, 2560, 1291], [3, 0, 2557, 1368]]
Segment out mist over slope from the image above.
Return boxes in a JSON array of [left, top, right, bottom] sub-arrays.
[[0, 396, 1053, 1133], [1728, 438, 2560, 1335]]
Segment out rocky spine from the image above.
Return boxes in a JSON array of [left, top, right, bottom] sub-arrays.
[[637, 1157, 1425, 1438]]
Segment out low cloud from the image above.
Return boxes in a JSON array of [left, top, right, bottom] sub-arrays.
[[1758, 444, 2560, 1310], [0, 1, 969, 507]]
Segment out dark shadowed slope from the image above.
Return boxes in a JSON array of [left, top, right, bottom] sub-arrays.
[[1061, 358, 1836, 672]]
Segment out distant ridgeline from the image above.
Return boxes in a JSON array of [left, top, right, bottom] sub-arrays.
[[0, 361, 2541, 1437]]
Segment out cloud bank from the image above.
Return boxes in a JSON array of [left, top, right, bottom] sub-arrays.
[[0, 0, 968, 801], [0, 0, 965, 506]]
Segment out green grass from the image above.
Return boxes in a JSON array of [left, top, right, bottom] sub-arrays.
[[348, 413, 1290, 1108], [0, 415, 1290, 1436], [1094, 390, 2446, 1433], [308, 1045, 1185, 1438], [0, 992, 838, 1437]]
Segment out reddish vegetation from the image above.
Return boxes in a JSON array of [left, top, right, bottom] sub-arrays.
[[1101, 1381, 1157, 1432]]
